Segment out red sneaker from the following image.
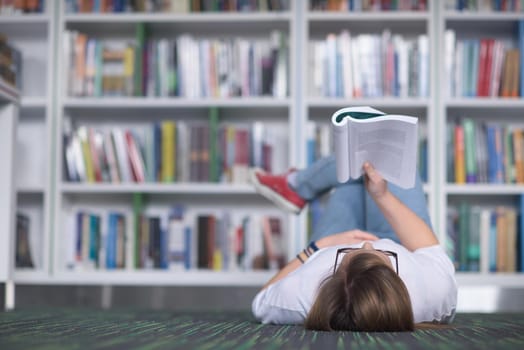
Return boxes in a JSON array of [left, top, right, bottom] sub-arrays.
[[249, 168, 306, 214]]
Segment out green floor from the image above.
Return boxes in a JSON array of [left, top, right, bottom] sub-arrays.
[[1, 308, 524, 349]]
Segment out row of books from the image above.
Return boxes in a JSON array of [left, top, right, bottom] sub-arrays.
[[0, 0, 44, 14], [447, 119, 524, 184], [450, 0, 524, 11], [447, 201, 524, 273], [309, 30, 429, 98], [310, 0, 427, 11], [63, 204, 287, 271], [64, 28, 288, 98], [305, 122, 332, 238], [444, 31, 523, 98], [65, 0, 289, 13], [63, 113, 289, 184], [0, 34, 22, 90]]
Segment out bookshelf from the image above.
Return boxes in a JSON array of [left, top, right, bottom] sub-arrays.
[[299, 0, 437, 245], [0, 79, 19, 310], [1, 1, 55, 286], [3, 0, 524, 297], [438, 1, 524, 286], [44, 0, 299, 286]]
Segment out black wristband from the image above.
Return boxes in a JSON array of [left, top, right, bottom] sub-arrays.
[[296, 253, 305, 264], [308, 241, 319, 252]]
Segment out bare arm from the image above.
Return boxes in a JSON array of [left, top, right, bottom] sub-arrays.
[[260, 230, 379, 290], [363, 162, 438, 251]]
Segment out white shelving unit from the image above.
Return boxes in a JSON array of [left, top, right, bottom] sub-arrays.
[[299, 1, 437, 244], [0, 80, 19, 310], [40, 1, 299, 286], [2, 2, 55, 285], [437, 2, 524, 286], [3, 0, 523, 295]]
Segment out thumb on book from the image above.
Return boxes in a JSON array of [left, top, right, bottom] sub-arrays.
[[363, 162, 380, 182], [364, 161, 387, 185]]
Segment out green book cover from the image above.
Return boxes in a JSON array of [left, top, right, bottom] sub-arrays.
[[94, 42, 103, 97], [462, 118, 477, 182], [458, 202, 470, 271], [144, 125, 155, 182], [468, 207, 481, 271], [447, 122, 455, 183], [134, 23, 147, 97], [168, 41, 177, 96]]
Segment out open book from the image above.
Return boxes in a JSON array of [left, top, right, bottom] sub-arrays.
[[332, 106, 418, 189]]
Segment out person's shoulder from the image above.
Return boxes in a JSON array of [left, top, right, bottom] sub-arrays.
[[413, 244, 447, 256], [374, 238, 407, 252], [411, 244, 456, 276]]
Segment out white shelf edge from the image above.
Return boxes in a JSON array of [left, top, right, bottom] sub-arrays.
[[446, 98, 524, 108], [0, 14, 50, 24], [17, 185, 45, 194], [63, 97, 291, 108], [307, 11, 429, 21], [16, 271, 523, 288], [444, 11, 524, 21], [456, 273, 524, 288], [13, 270, 49, 282], [64, 12, 291, 23], [445, 184, 524, 195], [20, 96, 47, 109], [14, 270, 273, 286], [307, 97, 429, 108], [60, 182, 256, 194], [0, 80, 20, 104]]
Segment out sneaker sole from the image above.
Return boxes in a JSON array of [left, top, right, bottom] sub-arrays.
[[249, 168, 301, 215]]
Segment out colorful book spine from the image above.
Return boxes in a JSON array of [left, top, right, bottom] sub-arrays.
[[520, 194, 524, 272], [462, 119, 477, 183], [454, 123, 466, 183], [520, 20, 524, 98], [161, 121, 176, 182]]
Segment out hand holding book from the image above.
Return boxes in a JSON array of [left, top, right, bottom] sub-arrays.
[[363, 162, 388, 200]]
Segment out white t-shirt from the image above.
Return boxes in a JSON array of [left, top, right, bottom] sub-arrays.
[[252, 239, 457, 325]]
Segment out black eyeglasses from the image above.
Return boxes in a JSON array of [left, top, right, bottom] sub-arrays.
[[333, 247, 399, 275]]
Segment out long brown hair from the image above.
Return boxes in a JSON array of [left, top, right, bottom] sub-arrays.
[[304, 252, 414, 332]]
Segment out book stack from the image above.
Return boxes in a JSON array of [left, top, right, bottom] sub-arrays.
[[450, 0, 524, 11], [309, 30, 429, 98], [65, 0, 290, 13], [444, 29, 524, 98], [310, 0, 427, 11], [0, 0, 45, 14], [447, 119, 524, 185], [64, 29, 288, 99], [447, 202, 523, 273], [63, 116, 289, 184], [64, 204, 287, 272]]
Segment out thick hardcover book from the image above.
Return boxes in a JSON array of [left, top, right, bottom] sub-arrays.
[[331, 106, 418, 189], [15, 213, 34, 268]]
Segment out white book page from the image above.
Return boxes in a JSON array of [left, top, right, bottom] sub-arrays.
[[352, 116, 418, 188], [332, 106, 386, 183], [332, 107, 418, 189]]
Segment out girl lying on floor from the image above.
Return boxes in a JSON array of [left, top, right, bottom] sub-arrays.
[[250, 157, 457, 331]]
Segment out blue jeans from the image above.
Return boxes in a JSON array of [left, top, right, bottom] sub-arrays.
[[293, 156, 432, 242]]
